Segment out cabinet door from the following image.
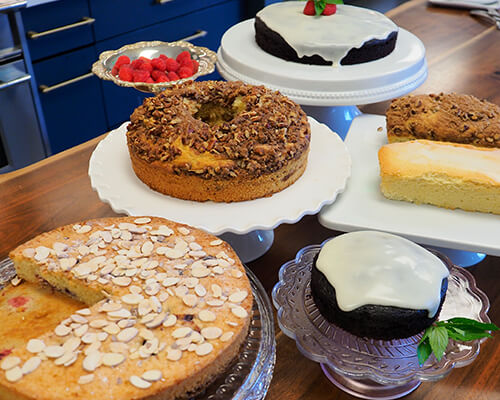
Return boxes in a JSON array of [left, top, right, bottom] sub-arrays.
[[22, 0, 95, 61], [97, 0, 241, 128], [33, 46, 108, 154]]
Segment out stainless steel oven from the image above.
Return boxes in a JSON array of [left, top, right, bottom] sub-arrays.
[[0, 0, 49, 173]]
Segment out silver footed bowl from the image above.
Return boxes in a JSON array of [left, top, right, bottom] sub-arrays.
[[92, 40, 217, 93], [272, 242, 492, 386]]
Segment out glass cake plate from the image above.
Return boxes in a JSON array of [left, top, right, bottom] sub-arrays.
[[0, 258, 275, 400], [271, 243, 492, 399]]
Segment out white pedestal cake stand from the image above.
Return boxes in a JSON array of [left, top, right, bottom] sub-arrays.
[[216, 19, 427, 138], [88, 118, 351, 263]]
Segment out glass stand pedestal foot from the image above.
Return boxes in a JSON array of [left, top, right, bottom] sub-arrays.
[[426, 246, 486, 267], [300, 105, 361, 140], [321, 364, 421, 400], [219, 230, 274, 263]]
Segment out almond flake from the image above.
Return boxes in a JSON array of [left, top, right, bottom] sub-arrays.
[[77, 225, 92, 234], [195, 342, 213, 356], [220, 332, 234, 342], [130, 375, 151, 389], [198, 310, 216, 322], [183, 277, 199, 288], [21, 357, 41, 375], [71, 314, 88, 324], [81, 333, 97, 344], [63, 337, 81, 353], [229, 290, 248, 303], [201, 326, 222, 340], [178, 227, 190, 235], [189, 242, 202, 251], [145, 283, 161, 296], [102, 353, 125, 367], [162, 314, 177, 327], [5, 366, 22, 382], [231, 306, 248, 319], [89, 319, 108, 329], [134, 217, 151, 224], [121, 293, 143, 305], [76, 308, 92, 316], [145, 313, 167, 329], [78, 245, 90, 256], [129, 285, 142, 294], [34, 246, 51, 261], [112, 276, 132, 287], [10, 276, 22, 286], [211, 284, 222, 298], [60, 257, 77, 270], [54, 352, 76, 366], [27, 339, 45, 354], [118, 319, 136, 329], [142, 369, 162, 382], [1, 356, 20, 370], [172, 327, 192, 339], [44, 345, 65, 359], [83, 352, 102, 372], [210, 239, 223, 246], [191, 265, 209, 278], [78, 374, 94, 384], [194, 284, 207, 297], [117, 327, 138, 343], [162, 277, 180, 287], [207, 299, 224, 307], [139, 329, 154, 341], [97, 332, 109, 342], [74, 324, 89, 337], [103, 323, 120, 335], [182, 294, 198, 308], [166, 348, 182, 361], [159, 292, 169, 302], [107, 308, 132, 319], [231, 269, 243, 278], [213, 267, 224, 275], [22, 248, 35, 258]]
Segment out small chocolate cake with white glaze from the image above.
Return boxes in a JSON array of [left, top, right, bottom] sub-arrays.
[[310, 231, 449, 340], [255, 2, 399, 66]]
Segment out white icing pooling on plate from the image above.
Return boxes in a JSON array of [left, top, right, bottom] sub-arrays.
[[316, 231, 449, 317], [256, 2, 398, 65]]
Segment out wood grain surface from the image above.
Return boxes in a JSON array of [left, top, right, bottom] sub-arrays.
[[0, 1, 499, 399]]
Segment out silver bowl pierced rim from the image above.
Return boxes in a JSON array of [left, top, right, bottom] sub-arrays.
[[92, 40, 217, 93]]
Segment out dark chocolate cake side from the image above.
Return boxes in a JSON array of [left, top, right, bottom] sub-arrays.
[[310, 256, 448, 340], [254, 16, 397, 66]]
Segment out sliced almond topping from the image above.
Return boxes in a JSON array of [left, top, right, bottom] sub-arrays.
[[107, 308, 132, 319], [44, 345, 65, 359], [117, 327, 138, 343], [117, 319, 136, 329], [129, 285, 142, 294], [34, 246, 51, 261], [220, 332, 234, 342], [230, 306, 248, 319], [162, 277, 180, 287], [5, 366, 22, 382], [103, 323, 120, 335], [22, 248, 35, 258], [97, 332, 109, 342], [189, 242, 202, 251], [201, 327, 222, 340], [207, 299, 224, 307], [182, 294, 198, 308], [76, 308, 92, 316], [194, 284, 207, 297], [1, 356, 20, 370], [142, 369, 162, 382], [10, 276, 22, 286], [71, 314, 88, 324], [172, 327, 192, 339], [231, 269, 243, 278], [77, 225, 92, 234], [138, 299, 153, 316], [141, 241, 154, 256], [211, 284, 222, 298], [100, 301, 122, 312], [213, 266, 224, 275], [84, 341, 101, 356], [210, 239, 223, 246], [102, 353, 125, 367], [74, 324, 89, 337], [89, 319, 109, 329], [78, 374, 94, 385], [63, 337, 81, 353], [54, 352, 77, 366], [166, 348, 182, 361], [21, 357, 41, 375], [198, 310, 216, 322], [82, 352, 102, 372], [27, 339, 45, 354], [81, 333, 98, 344], [162, 314, 177, 327], [174, 286, 189, 297], [130, 375, 151, 389], [229, 290, 248, 303], [109, 342, 129, 354], [145, 313, 167, 329], [158, 292, 169, 302], [195, 342, 213, 356], [140, 313, 156, 324], [78, 245, 90, 256], [112, 276, 132, 287], [183, 277, 199, 288], [145, 283, 161, 296], [134, 217, 151, 225], [121, 293, 143, 305], [178, 227, 190, 235], [60, 257, 77, 270], [139, 328, 154, 341]]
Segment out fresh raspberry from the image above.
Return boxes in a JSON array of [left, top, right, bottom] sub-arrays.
[[151, 70, 167, 81], [165, 58, 180, 72], [118, 66, 133, 82], [178, 66, 193, 79], [151, 58, 167, 71], [111, 65, 119, 75], [133, 69, 150, 83], [167, 71, 180, 81], [131, 59, 144, 69], [145, 77, 154, 83], [176, 51, 191, 64], [114, 55, 130, 69], [138, 61, 153, 73], [156, 76, 170, 83], [139, 56, 151, 62], [303, 0, 315, 15], [322, 4, 336, 15], [179, 57, 193, 68], [159, 54, 168, 61], [191, 59, 199, 73]]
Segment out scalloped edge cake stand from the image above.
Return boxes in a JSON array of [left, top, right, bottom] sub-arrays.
[[216, 19, 428, 138], [272, 243, 492, 399]]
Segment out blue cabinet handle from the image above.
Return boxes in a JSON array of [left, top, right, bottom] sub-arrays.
[[156, 0, 175, 4], [39, 72, 93, 94], [179, 30, 208, 42], [27, 17, 95, 40]]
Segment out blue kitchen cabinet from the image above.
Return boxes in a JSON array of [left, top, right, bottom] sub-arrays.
[[33, 46, 108, 154], [97, 0, 241, 128]]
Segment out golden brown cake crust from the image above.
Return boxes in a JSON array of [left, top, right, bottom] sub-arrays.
[[126, 80, 310, 202], [386, 93, 500, 148], [1, 216, 253, 400]]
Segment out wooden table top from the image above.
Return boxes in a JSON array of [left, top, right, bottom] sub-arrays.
[[0, 0, 499, 399]]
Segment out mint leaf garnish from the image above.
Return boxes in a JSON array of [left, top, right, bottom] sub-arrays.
[[418, 317, 498, 365]]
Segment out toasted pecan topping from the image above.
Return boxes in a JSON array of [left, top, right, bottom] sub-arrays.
[[126, 81, 310, 178]]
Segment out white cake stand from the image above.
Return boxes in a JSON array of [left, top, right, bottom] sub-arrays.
[[216, 19, 427, 138], [88, 118, 351, 263]]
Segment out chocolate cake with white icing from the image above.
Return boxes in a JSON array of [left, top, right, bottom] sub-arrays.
[[255, 2, 399, 66], [310, 231, 449, 340]]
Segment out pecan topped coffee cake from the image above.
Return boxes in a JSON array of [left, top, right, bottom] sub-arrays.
[[126, 80, 310, 202]]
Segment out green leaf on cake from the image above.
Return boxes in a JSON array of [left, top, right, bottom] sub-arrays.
[[428, 326, 448, 361], [417, 340, 432, 366], [314, 1, 326, 16]]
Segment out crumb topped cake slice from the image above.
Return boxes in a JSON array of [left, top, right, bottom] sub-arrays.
[[1, 217, 252, 400]]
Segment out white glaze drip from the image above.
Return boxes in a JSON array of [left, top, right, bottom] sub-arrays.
[[316, 231, 449, 317], [257, 2, 398, 65]]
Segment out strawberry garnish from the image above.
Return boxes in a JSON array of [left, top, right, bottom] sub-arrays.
[[322, 4, 337, 15], [302, 0, 343, 16], [303, 0, 315, 15]]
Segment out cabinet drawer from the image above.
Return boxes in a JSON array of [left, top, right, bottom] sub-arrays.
[[33, 46, 107, 154], [22, 0, 94, 61], [90, 0, 231, 42], [97, 0, 241, 127]]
